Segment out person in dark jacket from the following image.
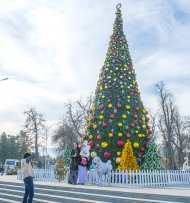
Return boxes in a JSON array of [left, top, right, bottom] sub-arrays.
[[68, 142, 78, 184], [0, 164, 4, 176]]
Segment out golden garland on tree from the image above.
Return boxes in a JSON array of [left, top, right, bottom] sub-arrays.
[[117, 140, 139, 172]]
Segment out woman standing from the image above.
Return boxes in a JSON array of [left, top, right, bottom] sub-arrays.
[[21, 149, 35, 203], [77, 141, 90, 185], [68, 142, 78, 184]]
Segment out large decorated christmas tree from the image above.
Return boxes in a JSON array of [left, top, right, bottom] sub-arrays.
[[84, 4, 160, 170]]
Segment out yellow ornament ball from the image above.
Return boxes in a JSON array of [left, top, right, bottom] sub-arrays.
[[121, 85, 124, 89], [105, 86, 108, 89], [138, 134, 143, 138], [116, 151, 121, 156], [93, 124, 97, 129], [89, 135, 93, 140], [127, 86, 130, 89], [101, 142, 108, 148], [101, 95, 105, 99], [135, 130, 138, 134], [118, 133, 123, 137], [108, 133, 113, 138], [125, 105, 131, 110], [142, 109, 146, 114], [99, 115, 104, 120], [116, 157, 121, 164], [118, 123, 123, 127], [141, 117, 146, 122], [110, 70, 113, 73], [108, 103, 113, 108], [91, 151, 97, 158], [106, 63, 110, 67], [122, 114, 127, 119], [133, 142, 139, 148], [142, 125, 146, 129]]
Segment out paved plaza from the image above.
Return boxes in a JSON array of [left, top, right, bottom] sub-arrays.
[[0, 175, 190, 202]]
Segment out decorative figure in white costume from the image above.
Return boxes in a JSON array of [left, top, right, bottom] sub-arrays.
[[92, 156, 112, 184], [182, 157, 190, 171]]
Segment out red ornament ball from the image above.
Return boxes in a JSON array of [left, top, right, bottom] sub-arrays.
[[146, 125, 151, 130], [141, 147, 145, 152], [99, 104, 104, 110], [117, 103, 122, 109], [130, 123, 135, 128], [88, 141, 94, 148], [102, 122, 108, 128], [97, 135, 102, 140], [149, 130, 153, 134], [146, 135, 151, 140], [133, 114, 138, 119], [91, 116, 96, 121], [138, 153, 142, 158], [126, 133, 131, 139], [82, 136, 87, 140], [117, 141, 124, 147], [104, 152, 111, 159], [135, 106, 140, 111], [110, 114, 115, 119]]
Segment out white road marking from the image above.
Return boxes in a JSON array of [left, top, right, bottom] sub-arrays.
[[0, 189, 109, 203], [0, 185, 181, 203]]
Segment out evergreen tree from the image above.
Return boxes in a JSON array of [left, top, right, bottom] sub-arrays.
[[117, 140, 139, 172], [63, 144, 72, 167], [140, 138, 164, 170], [85, 4, 154, 169]]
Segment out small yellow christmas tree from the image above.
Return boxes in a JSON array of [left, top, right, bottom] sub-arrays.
[[117, 140, 139, 172]]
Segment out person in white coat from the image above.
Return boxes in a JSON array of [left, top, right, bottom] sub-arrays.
[[21, 149, 35, 203]]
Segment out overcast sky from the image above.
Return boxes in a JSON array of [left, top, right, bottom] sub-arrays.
[[0, 0, 190, 136]]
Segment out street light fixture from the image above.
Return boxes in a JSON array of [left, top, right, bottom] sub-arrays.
[[0, 78, 9, 81]]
